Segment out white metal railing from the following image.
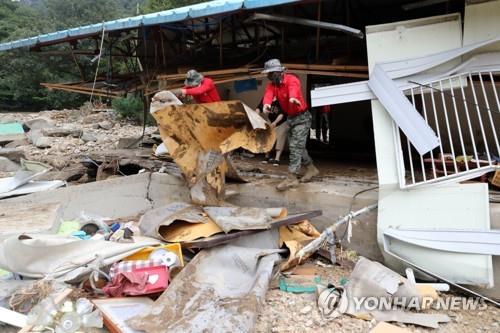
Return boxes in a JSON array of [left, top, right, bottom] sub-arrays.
[[395, 71, 500, 189]]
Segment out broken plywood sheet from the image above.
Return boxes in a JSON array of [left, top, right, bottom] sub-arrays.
[[150, 91, 275, 205], [140, 203, 289, 242], [0, 202, 61, 239], [204, 206, 286, 233], [182, 211, 322, 249], [279, 221, 321, 271], [139, 202, 223, 242]]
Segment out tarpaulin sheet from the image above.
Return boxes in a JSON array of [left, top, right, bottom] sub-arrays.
[[0, 235, 160, 282]]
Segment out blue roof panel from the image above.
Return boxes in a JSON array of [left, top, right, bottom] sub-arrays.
[[0, 0, 300, 52]]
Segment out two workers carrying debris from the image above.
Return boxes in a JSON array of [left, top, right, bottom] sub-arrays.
[[174, 58, 319, 191]]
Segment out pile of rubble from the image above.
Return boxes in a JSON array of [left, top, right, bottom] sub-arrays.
[[0, 102, 498, 333], [0, 104, 170, 188]]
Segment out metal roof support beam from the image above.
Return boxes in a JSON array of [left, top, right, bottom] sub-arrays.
[[245, 13, 364, 39]]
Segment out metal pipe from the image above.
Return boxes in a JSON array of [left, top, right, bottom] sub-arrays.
[[448, 78, 469, 171], [420, 86, 437, 179], [458, 75, 481, 168], [246, 13, 364, 39], [297, 203, 378, 259], [439, 80, 459, 174], [480, 73, 500, 157], [429, 81, 447, 176], [411, 88, 427, 182], [468, 73, 492, 165]]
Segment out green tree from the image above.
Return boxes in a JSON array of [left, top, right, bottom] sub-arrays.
[[44, 0, 122, 29], [144, 0, 205, 13], [0, 0, 140, 110]]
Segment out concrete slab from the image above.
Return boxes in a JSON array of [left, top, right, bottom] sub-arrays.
[[0, 172, 190, 220], [0, 202, 61, 240], [227, 178, 382, 262], [0, 171, 381, 261]]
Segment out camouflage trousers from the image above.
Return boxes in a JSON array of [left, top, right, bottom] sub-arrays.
[[287, 111, 313, 174]]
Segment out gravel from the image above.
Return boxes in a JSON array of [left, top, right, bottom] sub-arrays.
[[2, 108, 499, 333], [255, 257, 500, 333]]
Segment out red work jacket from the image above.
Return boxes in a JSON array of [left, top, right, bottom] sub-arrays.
[[184, 77, 221, 103], [263, 73, 307, 117]]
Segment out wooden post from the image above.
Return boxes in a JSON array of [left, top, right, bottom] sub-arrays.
[[160, 28, 166, 68], [346, 0, 351, 59], [231, 16, 236, 48], [255, 24, 260, 54], [219, 18, 223, 67], [281, 27, 285, 60], [69, 42, 85, 81], [315, 0, 322, 62]]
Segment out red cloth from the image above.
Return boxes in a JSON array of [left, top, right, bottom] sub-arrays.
[[183, 77, 221, 103], [108, 259, 165, 279], [103, 265, 169, 297], [263, 73, 307, 117]]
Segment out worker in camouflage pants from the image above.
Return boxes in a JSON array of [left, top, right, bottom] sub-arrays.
[[288, 111, 313, 174], [261, 59, 319, 190]]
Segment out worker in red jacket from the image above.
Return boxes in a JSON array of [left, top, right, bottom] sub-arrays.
[[177, 69, 221, 103], [261, 59, 319, 191]]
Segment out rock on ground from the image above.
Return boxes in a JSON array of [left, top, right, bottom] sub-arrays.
[[0, 148, 25, 162], [0, 156, 20, 172]]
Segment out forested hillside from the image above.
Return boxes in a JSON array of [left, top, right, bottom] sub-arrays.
[[0, 0, 202, 111]]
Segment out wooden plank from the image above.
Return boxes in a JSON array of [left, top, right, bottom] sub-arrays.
[[284, 63, 368, 72], [183, 210, 322, 249], [288, 69, 368, 78], [151, 73, 267, 95], [0, 307, 27, 328], [157, 67, 257, 80]]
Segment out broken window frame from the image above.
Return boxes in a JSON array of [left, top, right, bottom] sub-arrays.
[[394, 69, 500, 189]]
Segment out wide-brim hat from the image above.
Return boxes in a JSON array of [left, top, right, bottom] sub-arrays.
[[262, 58, 285, 73], [184, 69, 204, 87]]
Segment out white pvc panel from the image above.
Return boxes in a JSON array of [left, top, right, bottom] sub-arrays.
[[378, 183, 493, 286], [368, 13, 494, 286]]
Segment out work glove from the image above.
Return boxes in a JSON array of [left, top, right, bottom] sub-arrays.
[[263, 104, 272, 113], [171, 88, 184, 97]]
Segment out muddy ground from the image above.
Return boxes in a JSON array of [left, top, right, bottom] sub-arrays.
[[0, 108, 499, 332]]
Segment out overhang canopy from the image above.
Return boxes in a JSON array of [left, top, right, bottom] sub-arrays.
[[0, 0, 301, 52]]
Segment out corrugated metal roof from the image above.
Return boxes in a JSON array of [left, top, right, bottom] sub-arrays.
[[0, 0, 301, 52]]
